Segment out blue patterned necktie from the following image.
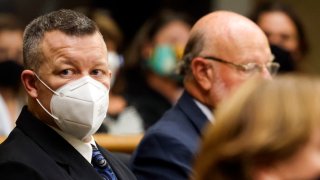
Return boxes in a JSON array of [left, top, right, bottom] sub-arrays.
[[91, 145, 117, 180]]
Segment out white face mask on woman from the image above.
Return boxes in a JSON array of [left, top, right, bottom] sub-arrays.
[[107, 51, 123, 87], [34, 74, 109, 141]]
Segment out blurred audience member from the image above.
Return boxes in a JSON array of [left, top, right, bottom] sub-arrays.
[[194, 75, 320, 180], [123, 10, 193, 129], [81, 8, 144, 134], [0, 61, 24, 135], [0, 14, 25, 135], [0, 13, 24, 64], [130, 11, 279, 179], [250, 1, 309, 63]]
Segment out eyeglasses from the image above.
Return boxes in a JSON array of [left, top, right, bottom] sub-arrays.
[[201, 55, 280, 76]]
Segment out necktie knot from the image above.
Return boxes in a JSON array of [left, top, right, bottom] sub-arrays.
[[91, 145, 117, 180], [92, 145, 108, 168]]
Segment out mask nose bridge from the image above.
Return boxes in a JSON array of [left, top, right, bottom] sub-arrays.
[[61, 76, 108, 101], [34, 74, 106, 96]]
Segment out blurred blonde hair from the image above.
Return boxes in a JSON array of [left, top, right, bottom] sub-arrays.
[[193, 74, 320, 180], [74, 7, 123, 51], [90, 10, 123, 51]]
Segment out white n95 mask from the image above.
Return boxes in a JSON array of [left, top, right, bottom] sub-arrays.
[[34, 74, 109, 141]]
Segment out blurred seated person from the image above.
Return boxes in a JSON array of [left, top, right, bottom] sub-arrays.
[[0, 13, 23, 64], [0, 61, 24, 135], [194, 75, 320, 180], [0, 13, 25, 135], [130, 10, 279, 180], [250, 1, 309, 64], [123, 10, 193, 129], [79, 8, 144, 134]]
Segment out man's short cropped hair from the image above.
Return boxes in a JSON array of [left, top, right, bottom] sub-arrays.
[[23, 9, 99, 71]]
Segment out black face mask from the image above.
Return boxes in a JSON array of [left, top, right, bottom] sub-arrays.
[[0, 60, 23, 93], [270, 44, 296, 73]]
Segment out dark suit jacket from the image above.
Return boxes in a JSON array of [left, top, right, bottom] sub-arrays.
[[130, 91, 209, 180], [0, 106, 136, 180]]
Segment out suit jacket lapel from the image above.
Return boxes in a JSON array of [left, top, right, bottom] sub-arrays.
[[16, 106, 102, 180], [177, 91, 209, 135]]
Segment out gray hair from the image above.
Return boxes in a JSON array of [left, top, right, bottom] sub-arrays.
[[179, 32, 204, 78], [23, 9, 99, 71]]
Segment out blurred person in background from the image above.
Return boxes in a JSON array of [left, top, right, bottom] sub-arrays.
[[194, 75, 320, 180], [0, 61, 24, 135], [123, 10, 193, 130], [79, 8, 144, 134], [250, 1, 309, 70], [130, 11, 279, 180], [0, 13, 25, 136], [0, 13, 24, 64]]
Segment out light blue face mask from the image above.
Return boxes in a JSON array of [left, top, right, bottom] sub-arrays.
[[147, 44, 178, 76]]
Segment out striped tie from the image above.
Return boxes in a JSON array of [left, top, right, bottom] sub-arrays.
[[91, 145, 117, 180]]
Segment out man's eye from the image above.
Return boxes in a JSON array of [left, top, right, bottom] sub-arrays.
[[91, 69, 103, 76], [243, 64, 260, 73], [61, 69, 73, 76]]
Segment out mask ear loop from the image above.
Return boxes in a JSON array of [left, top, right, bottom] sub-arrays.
[[36, 99, 59, 120], [33, 72, 59, 120], [33, 73, 59, 96]]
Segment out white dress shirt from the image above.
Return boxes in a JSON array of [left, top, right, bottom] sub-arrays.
[[51, 127, 96, 164], [193, 99, 214, 123]]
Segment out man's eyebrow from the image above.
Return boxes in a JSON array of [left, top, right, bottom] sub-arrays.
[[57, 59, 75, 65], [94, 61, 108, 66]]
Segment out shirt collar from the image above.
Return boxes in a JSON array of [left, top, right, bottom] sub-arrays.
[[50, 127, 96, 163], [193, 99, 214, 123]]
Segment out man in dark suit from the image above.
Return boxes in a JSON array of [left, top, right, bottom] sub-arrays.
[[130, 11, 280, 179], [0, 9, 136, 180]]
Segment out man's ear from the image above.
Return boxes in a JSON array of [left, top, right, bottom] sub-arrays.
[[191, 57, 213, 91], [21, 70, 38, 98]]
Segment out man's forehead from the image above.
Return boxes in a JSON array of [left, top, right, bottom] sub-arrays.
[[38, 30, 107, 64], [217, 37, 270, 63], [41, 31, 106, 52], [42, 31, 81, 45]]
